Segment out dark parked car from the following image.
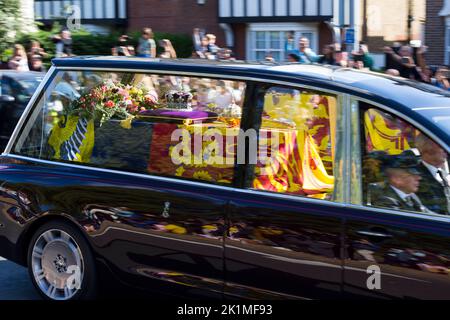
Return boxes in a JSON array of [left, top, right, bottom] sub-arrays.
[[0, 71, 44, 151], [0, 57, 450, 300]]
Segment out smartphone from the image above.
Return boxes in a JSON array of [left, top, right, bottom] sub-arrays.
[[401, 56, 410, 64], [442, 70, 450, 79]]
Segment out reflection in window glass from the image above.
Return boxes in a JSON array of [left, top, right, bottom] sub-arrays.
[[362, 105, 450, 215], [13, 71, 246, 185], [364, 107, 417, 155], [251, 86, 337, 200]]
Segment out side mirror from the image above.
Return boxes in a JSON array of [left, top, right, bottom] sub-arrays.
[[0, 95, 15, 103]]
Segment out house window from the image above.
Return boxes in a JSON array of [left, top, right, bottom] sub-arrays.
[[247, 24, 318, 62], [252, 31, 286, 62]]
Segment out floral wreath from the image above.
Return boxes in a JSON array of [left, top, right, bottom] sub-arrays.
[[66, 81, 159, 126]]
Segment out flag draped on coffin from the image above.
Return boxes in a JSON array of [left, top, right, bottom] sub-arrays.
[[147, 122, 237, 184], [47, 116, 95, 163], [364, 108, 414, 155], [253, 92, 335, 197]]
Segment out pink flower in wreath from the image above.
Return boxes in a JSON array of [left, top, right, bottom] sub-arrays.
[[144, 90, 158, 104], [127, 105, 138, 113], [118, 88, 129, 97]]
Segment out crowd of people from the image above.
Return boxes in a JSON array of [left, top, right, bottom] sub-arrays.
[[4, 41, 48, 72], [384, 43, 450, 90], [1, 28, 72, 72], [1, 26, 450, 91], [111, 27, 228, 60]]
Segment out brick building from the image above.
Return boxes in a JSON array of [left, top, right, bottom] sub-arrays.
[[425, 0, 447, 66], [34, 0, 361, 61], [360, 0, 425, 52], [127, 0, 225, 47], [128, 0, 359, 61]]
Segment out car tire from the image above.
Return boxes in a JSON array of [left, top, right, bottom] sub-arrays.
[[27, 220, 98, 300]]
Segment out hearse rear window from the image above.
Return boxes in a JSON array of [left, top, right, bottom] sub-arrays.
[[249, 85, 338, 201], [12, 70, 246, 185]]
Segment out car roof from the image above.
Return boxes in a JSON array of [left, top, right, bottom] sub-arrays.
[[52, 56, 449, 103], [52, 56, 450, 146]]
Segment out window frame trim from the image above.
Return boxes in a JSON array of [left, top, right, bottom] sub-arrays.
[[4, 66, 57, 156], [245, 82, 346, 203]]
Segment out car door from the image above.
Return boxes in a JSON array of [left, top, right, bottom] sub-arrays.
[[224, 84, 346, 299], [9, 69, 253, 298], [343, 100, 450, 299]]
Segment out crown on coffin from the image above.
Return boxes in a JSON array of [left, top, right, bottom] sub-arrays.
[[165, 90, 193, 110]]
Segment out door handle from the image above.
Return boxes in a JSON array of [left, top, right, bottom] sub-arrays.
[[356, 230, 393, 239]]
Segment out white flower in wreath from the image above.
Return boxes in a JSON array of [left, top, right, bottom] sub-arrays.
[[229, 103, 242, 117]]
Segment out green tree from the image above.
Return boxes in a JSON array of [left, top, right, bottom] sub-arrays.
[[0, 0, 20, 59]]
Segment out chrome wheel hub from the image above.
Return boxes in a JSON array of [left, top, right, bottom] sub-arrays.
[[31, 229, 84, 300]]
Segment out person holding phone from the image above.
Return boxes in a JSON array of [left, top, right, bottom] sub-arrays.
[[432, 67, 450, 91], [384, 45, 423, 81], [8, 44, 29, 71], [27, 40, 48, 61], [351, 43, 374, 70], [158, 39, 177, 59], [112, 35, 134, 56]]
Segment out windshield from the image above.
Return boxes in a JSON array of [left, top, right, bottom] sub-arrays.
[[410, 107, 450, 142], [17, 77, 43, 96]]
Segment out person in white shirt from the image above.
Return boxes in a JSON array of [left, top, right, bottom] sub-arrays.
[[415, 134, 450, 215], [8, 44, 29, 72]]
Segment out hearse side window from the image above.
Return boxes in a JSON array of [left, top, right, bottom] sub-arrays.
[[12, 70, 246, 185], [361, 103, 450, 215], [249, 86, 338, 200]]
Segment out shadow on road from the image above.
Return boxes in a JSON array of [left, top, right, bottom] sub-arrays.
[[0, 257, 163, 300], [0, 257, 41, 300]]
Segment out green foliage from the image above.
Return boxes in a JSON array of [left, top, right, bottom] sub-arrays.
[[71, 30, 120, 56], [151, 32, 194, 58], [0, 0, 20, 58]]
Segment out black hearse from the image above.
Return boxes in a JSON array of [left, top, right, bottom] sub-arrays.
[[0, 57, 449, 300]]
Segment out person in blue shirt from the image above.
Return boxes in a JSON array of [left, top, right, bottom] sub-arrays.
[[290, 37, 318, 63], [432, 67, 450, 91], [285, 31, 296, 55]]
